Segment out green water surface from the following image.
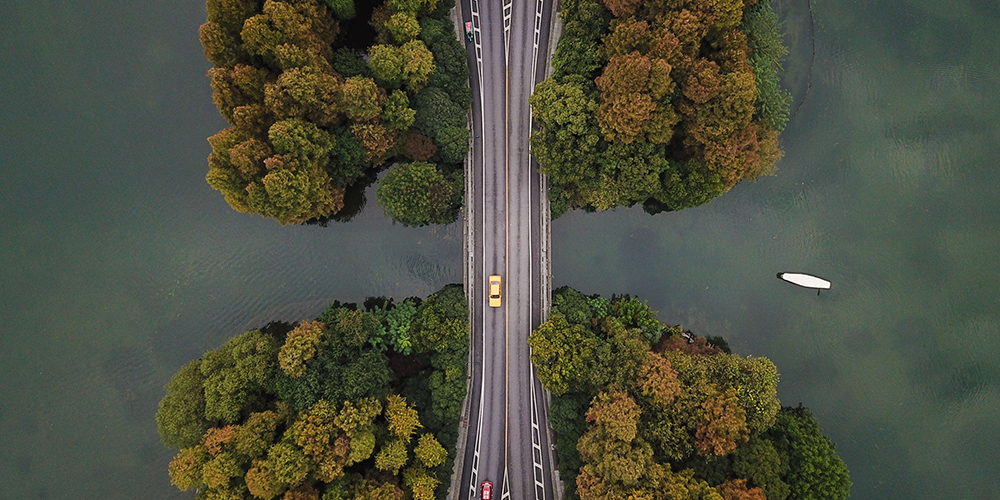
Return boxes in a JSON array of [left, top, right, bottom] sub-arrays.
[[1, 0, 998, 499]]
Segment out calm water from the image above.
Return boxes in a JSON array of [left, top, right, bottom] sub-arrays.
[[554, 0, 1000, 498], [0, 0, 997, 499]]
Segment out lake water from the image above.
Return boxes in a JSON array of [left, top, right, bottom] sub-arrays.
[[1, 0, 998, 499]]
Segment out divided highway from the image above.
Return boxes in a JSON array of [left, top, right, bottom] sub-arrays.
[[456, 0, 557, 498]]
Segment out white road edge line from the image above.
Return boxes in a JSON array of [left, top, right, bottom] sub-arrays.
[[470, 0, 486, 498]]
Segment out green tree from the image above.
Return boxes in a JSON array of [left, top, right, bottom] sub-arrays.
[[766, 406, 852, 500], [385, 394, 422, 442], [348, 427, 377, 464], [385, 12, 421, 43], [325, 0, 356, 20], [339, 76, 383, 122], [399, 40, 436, 93], [741, 1, 791, 132], [411, 87, 465, 138], [200, 329, 280, 424], [529, 76, 603, 187], [382, 298, 419, 354], [375, 439, 409, 474], [552, 286, 595, 324], [269, 119, 336, 162], [403, 466, 439, 500], [267, 442, 311, 487], [328, 126, 368, 182], [368, 44, 404, 89], [706, 354, 780, 432], [169, 445, 209, 491], [580, 142, 667, 210], [731, 436, 790, 500], [274, 331, 390, 411], [410, 285, 468, 352], [248, 155, 345, 225], [332, 47, 371, 78], [610, 297, 662, 342], [383, 90, 417, 131], [376, 162, 459, 226], [157, 360, 211, 449], [203, 452, 242, 489], [388, 0, 423, 15], [423, 28, 471, 108], [527, 313, 601, 396], [647, 159, 725, 213], [279, 320, 327, 378], [413, 433, 448, 467], [434, 125, 469, 164], [234, 410, 283, 459], [591, 316, 651, 391], [427, 349, 468, 422]]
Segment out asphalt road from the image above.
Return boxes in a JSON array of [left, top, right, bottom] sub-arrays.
[[456, 0, 557, 498]]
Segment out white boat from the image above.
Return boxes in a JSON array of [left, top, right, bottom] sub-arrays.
[[777, 272, 832, 294]]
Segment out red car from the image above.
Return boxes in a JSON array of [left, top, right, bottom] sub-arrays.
[[480, 480, 493, 500]]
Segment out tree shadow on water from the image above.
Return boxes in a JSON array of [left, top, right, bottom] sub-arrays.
[[305, 169, 380, 225]]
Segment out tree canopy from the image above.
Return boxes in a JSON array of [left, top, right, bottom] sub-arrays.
[[376, 161, 462, 226], [156, 285, 469, 500], [531, 0, 791, 217], [198, 0, 470, 225], [530, 287, 850, 500]]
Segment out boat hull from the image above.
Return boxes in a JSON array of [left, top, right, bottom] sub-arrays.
[[777, 272, 832, 290]]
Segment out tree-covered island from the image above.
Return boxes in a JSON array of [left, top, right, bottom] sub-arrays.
[[529, 287, 851, 500], [156, 285, 850, 500], [200, 0, 470, 225], [530, 0, 792, 217], [156, 285, 469, 499]]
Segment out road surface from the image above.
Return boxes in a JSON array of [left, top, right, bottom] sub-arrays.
[[455, 0, 558, 498]]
